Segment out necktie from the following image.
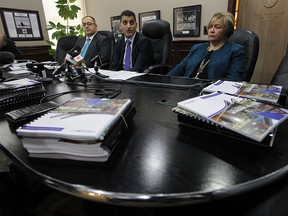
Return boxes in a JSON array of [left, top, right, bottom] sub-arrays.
[[80, 38, 91, 57], [124, 40, 131, 71]]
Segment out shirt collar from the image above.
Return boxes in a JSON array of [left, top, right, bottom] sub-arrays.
[[86, 32, 97, 41], [125, 33, 136, 44]]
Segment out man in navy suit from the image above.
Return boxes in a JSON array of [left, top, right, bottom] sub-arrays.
[[109, 10, 153, 73], [0, 33, 24, 60], [73, 16, 111, 68]]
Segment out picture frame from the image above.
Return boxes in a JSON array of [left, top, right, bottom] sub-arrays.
[[0, 7, 43, 41], [110, 15, 122, 42], [173, 5, 201, 37], [138, 10, 160, 33]]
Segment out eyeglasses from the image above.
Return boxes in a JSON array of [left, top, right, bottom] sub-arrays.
[[82, 22, 95, 27]]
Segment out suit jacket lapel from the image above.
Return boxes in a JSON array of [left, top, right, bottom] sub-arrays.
[[132, 33, 139, 64], [119, 38, 126, 64]]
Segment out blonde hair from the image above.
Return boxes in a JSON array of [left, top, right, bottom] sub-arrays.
[[208, 12, 235, 39]]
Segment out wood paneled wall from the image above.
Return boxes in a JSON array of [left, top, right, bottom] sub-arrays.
[[19, 46, 54, 62], [170, 40, 208, 66]]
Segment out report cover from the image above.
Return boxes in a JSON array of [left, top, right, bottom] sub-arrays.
[[202, 80, 283, 104], [16, 97, 132, 141], [177, 92, 288, 142]]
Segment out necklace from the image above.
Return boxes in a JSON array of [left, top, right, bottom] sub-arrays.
[[194, 58, 210, 78]]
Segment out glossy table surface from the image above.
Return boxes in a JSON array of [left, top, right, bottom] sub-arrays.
[[1, 74, 288, 207]]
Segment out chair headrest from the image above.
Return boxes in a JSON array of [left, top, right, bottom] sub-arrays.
[[142, 20, 171, 39]]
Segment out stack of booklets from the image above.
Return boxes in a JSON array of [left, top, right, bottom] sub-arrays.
[[0, 78, 46, 110], [201, 80, 283, 104], [16, 97, 135, 162], [173, 80, 288, 146]]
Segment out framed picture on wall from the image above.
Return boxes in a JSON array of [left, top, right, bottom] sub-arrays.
[[173, 5, 201, 37], [110, 15, 122, 42], [138, 10, 160, 33], [0, 7, 43, 41]]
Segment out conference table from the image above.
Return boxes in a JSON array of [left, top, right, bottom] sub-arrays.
[[0, 72, 288, 207]]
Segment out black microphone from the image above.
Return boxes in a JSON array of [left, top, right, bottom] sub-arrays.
[[71, 46, 81, 53], [52, 62, 66, 75], [91, 55, 102, 65], [66, 51, 79, 65], [0, 51, 15, 64], [92, 55, 109, 78], [91, 55, 102, 69], [64, 63, 70, 74], [64, 46, 81, 65], [52, 50, 79, 76]]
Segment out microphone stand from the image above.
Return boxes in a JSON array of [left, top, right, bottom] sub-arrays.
[[80, 63, 88, 83], [93, 56, 109, 79]]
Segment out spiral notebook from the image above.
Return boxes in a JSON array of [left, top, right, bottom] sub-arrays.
[[201, 80, 283, 104], [17, 97, 133, 141], [16, 97, 135, 162], [0, 78, 46, 110], [175, 92, 288, 144]]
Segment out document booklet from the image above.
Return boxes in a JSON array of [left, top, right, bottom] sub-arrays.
[[21, 138, 108, 161], [177, 92, 288, 142], [20, 103, 135, 162], [201, 80, 283, 104], [0, 78, 41, 92], [0, 78, 46, 110], [16, 97, 133, 141]]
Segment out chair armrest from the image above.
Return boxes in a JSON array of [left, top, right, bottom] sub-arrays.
[[144, 64, 172, 74]]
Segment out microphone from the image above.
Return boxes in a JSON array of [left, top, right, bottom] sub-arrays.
[[91, 55, 109, 78], [74, 54, 90, 70], [52, 49, 79, 76], [65, 51, 78, 65], [91, 55, 103, 68], [0, 51, 15, 64], [71, 45, 81, 53], [52, 62, 66, 75], [65, 46, 81, 65]]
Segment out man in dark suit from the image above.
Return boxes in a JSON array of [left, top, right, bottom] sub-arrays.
[[109, 10, 153, 73], [73, 16, 111, 68], [0, 33, 24, 60]]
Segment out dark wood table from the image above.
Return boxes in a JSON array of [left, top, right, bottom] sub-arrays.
[[1, 74, 288, 207]]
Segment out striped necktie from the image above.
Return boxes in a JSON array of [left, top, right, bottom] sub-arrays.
[[124, 40, 131, 71], [80, 38, 91, 57]]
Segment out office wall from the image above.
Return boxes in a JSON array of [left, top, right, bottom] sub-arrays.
[[0, 0, 228, 47], [0, 0, 49, 46], [86, 0, 228, 40]]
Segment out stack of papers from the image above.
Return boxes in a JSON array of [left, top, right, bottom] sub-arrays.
[[16, 97, 135, 162], [85, 69, 145, 80]]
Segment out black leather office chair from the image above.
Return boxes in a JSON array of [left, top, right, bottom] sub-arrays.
[[97, 30, 115, 69], [270, 51, 288, 88], [228, 29, 259, 82], [55, 35, 79, 64], [141, 19, 173, 74]]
